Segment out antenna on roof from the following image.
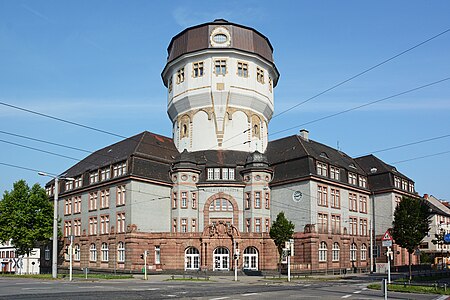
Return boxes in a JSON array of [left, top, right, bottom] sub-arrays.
[[337, 141, 340, 151]]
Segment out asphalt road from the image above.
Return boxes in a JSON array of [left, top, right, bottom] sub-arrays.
[[0, 276, 446, 300]]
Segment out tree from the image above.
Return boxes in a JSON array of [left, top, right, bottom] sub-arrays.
[[270, 211, 295, 269], [391, 196, 431, 280], [0, 180, 53, 271]]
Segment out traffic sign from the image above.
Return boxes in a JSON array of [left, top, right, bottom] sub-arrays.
[[444, 234, 450, 244], [382, 230, 393, 241], [382, 240, 393, 247]]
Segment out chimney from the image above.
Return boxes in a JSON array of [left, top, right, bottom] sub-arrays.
[[423, 193, 429, 200], [299, 129, 309, 141]]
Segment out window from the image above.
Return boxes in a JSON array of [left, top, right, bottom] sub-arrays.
[[117, 213, 125, 233], [246, 218, 251, 233], [207, 168, 214, 180], [65, 198, 72, 215], [209, 199, 233, 211], [402, 179, 408, 190], [361, 244, 367, 261], [215, 59, 226, 75], [358, 176, 367, 188], [265, 218, 270, 232], [168, 77, 173, 93], [348, 172, 357, 185], [74, 196, 81, 214], [89, 192, 97, 210], [64, 220, 72, 237], [74, 176, 82, 188], [181, 218, 187, 233], [222, 168, 229, 180], [155, 246, 161, 264], [113, 161, 127, 177], [318, 185, 328, 206], [74, 244, 80, 261], [245, 192, 251, 209], [65, 180, 73, 191], [191, 192, 197, 209], [117, 242, 125, 262], [207, 168, 235, 180], [117, 185, 126, 206], [172, 218, 177, 232], [332, 242, 340, 262], [89, 217, 97, 235], [185, 247, 200, 270], [214, 168, 220, 180], [172, 191, 177, 209], [74, 219, 81, 236], [90, 243, 97, 261], [317, 162, 328, 176], [176, 67, 185, 84], [229, 169, 235, 180], [100, 215, 109, 234], [89, 171, 99, 184], [269, 77, 272, 93], [256, 67, 264, 83], [265, 192, 270, 209], [181, 192, 187, 208], [101, 243, 109, 262], [191, 219, 196, 232], [243, 247, 259, 270], [359, 196, 367, 213], [359, 219, 368, 236], [319, 242, 327, 262], [192, 61, 204, 77], [349, 193, 357, 211], [213, 247, 229, 271], [100, 189, 109, 209], [255, 218, 261, 233], [394, 176, 401, 188], [409, 182, 415, 193], [349, 217, 357, 236], [100, 167, 111, 181], [318, 213, 328, 234], [330, 166, 340, 180], [331, 214, 341, 234], [237, 62, 248, 77], [350, 243, 357, 262], [254, 191, 261, 208], [395, 195, 402, 207], [330, 188, 340, 208]]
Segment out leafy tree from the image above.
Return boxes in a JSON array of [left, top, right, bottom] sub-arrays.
[[392, 196, 431, 280], [0, 180, 53, 268], [270, 211, 295, 267]]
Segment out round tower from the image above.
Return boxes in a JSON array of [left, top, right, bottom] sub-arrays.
[[161, 19, 279, 153]]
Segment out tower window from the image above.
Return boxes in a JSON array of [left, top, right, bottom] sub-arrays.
[[192, 62, 204, 78], [215, 59, 227, 75], [257, 67, 264, 84], [206, 168, 236, 181], [168, 77, 173, 92], [237, 62, 248, 77], [176, 67, 185, 84]]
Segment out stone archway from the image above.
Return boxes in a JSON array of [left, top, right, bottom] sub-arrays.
[[203, 192, 239, 229]]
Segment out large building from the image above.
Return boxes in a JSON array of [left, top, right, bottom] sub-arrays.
[[45, 19, 419, 274]]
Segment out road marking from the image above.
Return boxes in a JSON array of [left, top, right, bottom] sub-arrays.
[[210, 297, 230, 300], [22, 287, 52, 290], [341, 295, 352, 299], [147, 288, 160, 291], [242, 293, 259, 296], [362, 287, 368, 290], [434, 296, 449, 300], [162, 295, 177, 298], [304, 284, 311, 287], [353, 291, 361, 294]]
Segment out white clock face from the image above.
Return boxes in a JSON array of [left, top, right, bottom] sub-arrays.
[[292, 191, 303, 202]]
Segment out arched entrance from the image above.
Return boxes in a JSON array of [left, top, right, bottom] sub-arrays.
[[243, 246, 258, 270], [185, 247, 200, 270], [213, 247, 229, 271]]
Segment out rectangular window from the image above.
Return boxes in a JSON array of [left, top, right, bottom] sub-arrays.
[[255, 218, 261, 233], [359, 195, 367, 213], [359, 176, 367, 188], [100, 215, 110, 234], [89, 171, 99, 184], [181, 192, 187, 208], [395, 195, 402, 207], [116, 213, 125, 233], [394, 176, 401, 188], [100, 167, 111, 181], [349, 193, 357, 212], [246, 218, 251, 232], [74, 196, 81, 214], [168, 77, 173, 93], [65, 198, 72, 215], [89, 217, 97, 235], [237, 62, 248, 77], [255, 191, 261, 208], [402, 179, 408, 190], [269, 77, 272, 92], [265, 218, 270, 232], [191, 219, 196, 232], [359, 218, 368, 236], [155, 246, 161, 264], [191, 192, 197, 209], [89, 192, 97, 211], [193, 61, 204, 77], [318, 213, 328, 234], [317, 185, 328, 206], [256, 67, 264, 83], [349, 217, 357, 236], [330, 188, 340, 208], [214, 168, 220, 180], [207, 168, 214, 180], [117, 185, 126, 206], [316, 162, 328, 177], [172, 218, 177, 233], [245, 192, 251, 209], [172, 191, 177, 209], [331, 215, 341, 234], [229, 169, 235, 180], [348, 173, 357, 185], [176, 67, 185, 84], [181, 218, 187, 233], [409, 182, 415, 193], [100, 189, 110, 209], [215, 59, 226, 75], [265, 192, 270, 209], [74, 176, 82, 188], [64, 220, 72, 237], [113, 161, 127, 177], [65, 181, 73, 191], [330, 166, 340, 180], [74, 219, 81, 236], [222, 168, 229, 180]]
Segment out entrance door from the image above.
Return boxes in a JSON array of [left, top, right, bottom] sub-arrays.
[[185, 247, 200, 270], [243, 247, 258, 270], [213, 247, 229, 271]]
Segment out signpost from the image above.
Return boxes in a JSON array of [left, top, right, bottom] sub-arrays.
[[382, 230, 393, 284]]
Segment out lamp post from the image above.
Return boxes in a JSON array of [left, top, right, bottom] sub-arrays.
[[370, 167, 377, 274], [38, 172, 74, 279]]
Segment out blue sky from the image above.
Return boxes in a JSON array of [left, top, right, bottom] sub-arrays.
[[0, 1, 449, 200]]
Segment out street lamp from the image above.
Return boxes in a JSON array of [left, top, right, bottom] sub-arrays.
[[370, 167, 377, 274], [38, 172, 74, 279]]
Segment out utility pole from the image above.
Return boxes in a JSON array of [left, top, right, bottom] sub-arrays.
[[69, 235, 74, 281], [144, 250, 148, 280], [370, 220, 374, 274], [233, 239, 239, 281]]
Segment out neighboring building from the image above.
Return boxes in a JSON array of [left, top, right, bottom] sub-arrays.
[[0, 241, 40, 274], [46, 19, 419, 274]]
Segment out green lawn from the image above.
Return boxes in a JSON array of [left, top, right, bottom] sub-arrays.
[[368, 283, 450, 295]]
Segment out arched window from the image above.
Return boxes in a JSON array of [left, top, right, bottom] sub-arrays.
[[332, 242, 340, 262], [361, 243, 367, 261], [213, 247, 229, 271], [185, 247, 200, 270], [101, 243, 109, 262], [319, 241, 327, 262], [90, 243, 97, 262], [74, 244, 80, 261], [350, 243, 357, 262], [117, 242, 125, 262], [243, 247, 258, 270]]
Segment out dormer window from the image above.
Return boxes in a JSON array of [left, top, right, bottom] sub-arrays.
[[89, 171, 99, 184], [206, 168, 235, 181], [100, 167, 111, 181], [113, 161, 127, 177], [316, 162, 328, 177], [394, 176, 401, 188], [74, 176, 83, 188], [348, 172, 357, 185], [65, 181, 73, 191], [402, 179, 408, 190], [330, 166, 340, 180], [320, 152, 329, 159], [409, 182, 415, 193], [349, 163, 357, 169], [358, 176, 367, 188]]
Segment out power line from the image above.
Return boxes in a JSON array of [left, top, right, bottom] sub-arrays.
[[269, 77, 450, 138], [0, 162, 58, 177], [272, 27, 450, 119], [391, 150, 450, 165]]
